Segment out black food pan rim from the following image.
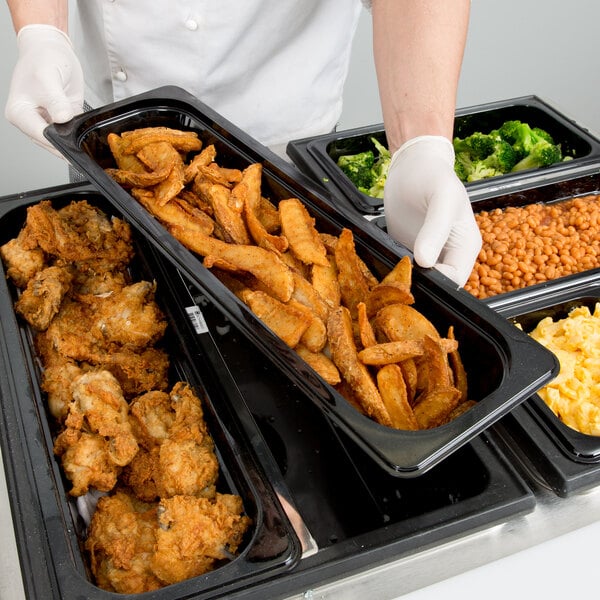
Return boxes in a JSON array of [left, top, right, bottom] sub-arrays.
[[287, 94, 600, 214], [44, 86, 558, 477], [0, 185, 302, 599]]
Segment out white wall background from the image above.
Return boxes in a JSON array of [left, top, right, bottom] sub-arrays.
[[1, 1, 600, 196]]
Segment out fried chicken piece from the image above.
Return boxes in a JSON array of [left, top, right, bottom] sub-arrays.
[[40, 359, 85, 421], [123, 383, 219, 501], [14, 265, 73, 330], [25, 200, 133, 268], [120, 446, 162, 503], [54, 371, 139, 495], [128, 390, 174, 450], [85, 490, 162, 594], [0, 226, 46, 288], [151, 493, 251, 585], [40, 298, 104, 362], [54, 430, 122, 496], [89, 346, 170, 398], [85, 281, 167, 350], [70, 265, 129, 297], [158, 436, 219, 499], [41, 281, 167, 362]]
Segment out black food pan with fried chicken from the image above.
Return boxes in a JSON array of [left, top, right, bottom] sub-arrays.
[[0, 184, 301, 599]]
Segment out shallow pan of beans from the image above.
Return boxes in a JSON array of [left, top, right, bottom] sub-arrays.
[[465, 170, 600, 302]]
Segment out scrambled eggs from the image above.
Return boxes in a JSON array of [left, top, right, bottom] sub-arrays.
[[529, 303, 600, 436]]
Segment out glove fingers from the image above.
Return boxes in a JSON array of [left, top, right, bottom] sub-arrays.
[[8, 104, 66, 158], [431, 217, 482, 287], [411, 188, 455, 268]]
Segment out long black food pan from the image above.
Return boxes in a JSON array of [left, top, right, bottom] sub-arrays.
[[286, 95, 600, 215], [487, 272, 600, 496], [44, 86, 558, 476], [0, 185, 301, 600], [144, 240, 538, 599]]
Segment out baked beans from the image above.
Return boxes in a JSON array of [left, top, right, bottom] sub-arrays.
[[465, 194, 600, 299]]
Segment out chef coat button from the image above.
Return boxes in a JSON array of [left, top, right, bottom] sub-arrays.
[[185, 19, 198, 31], [115, 69, 127, 82]]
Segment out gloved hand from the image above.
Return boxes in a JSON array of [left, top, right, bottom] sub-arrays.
[[383, 135, 482, 287], [5, 24, 84, 157]]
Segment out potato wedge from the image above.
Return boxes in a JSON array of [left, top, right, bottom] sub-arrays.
[[377, 364, 419, 430], [311, 257, 341, 310], [279, 198, 328, 266], [167, 224, 293, 302], [373, 303, 441, 343], [358, 340, 424, 366], [448, 326, 468, 402], [243, 290, 311, 348], [357, 302, 377, 349], [335, 229, 372, 318], [205, 183, 251, 245], [327, 306, 391, 426], [413, 386, 462, 429], [120, 126, 203, 155], [295, 344, 341, 385], [238, 163, 288, 253], [136, 141, 185, 206]]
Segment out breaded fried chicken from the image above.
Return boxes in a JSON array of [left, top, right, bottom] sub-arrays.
[[25, 199, 133, 268], [123, 383, 219, 501], [151, 493, 251, 585], [54, 371, 139, 495], [14, 265, 73, 330], [85, 490, 162, 594], [0, 226, 46, 288]]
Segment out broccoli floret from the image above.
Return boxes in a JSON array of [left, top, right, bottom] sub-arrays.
[[370, 136, 391, 161], [336, 137, 391, 198], [454, 135, 516, 181], [337, 149, 376, 192], [454, 151, 474, 182], [453, 119, 563, 181], [512, 140, 563, 172], [366, 137, 391, 198], [481, 139, 517, 173], [497, 120, 523, 145], [467, 161, 501, 182], [532, 127, 555, 145], [454, 132, 496, 160]]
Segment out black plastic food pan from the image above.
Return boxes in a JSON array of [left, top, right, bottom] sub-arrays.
[[468, 169, 600, 301], [486, 272, 600, 496], [145, 237, 538, 599], [45, 86, 559, 477], [286, 95, 600, 215], [0, 185, 301, 600]]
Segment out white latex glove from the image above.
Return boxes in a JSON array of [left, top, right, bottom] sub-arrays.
[[5, 24, 84, 157], [383, 135, 482, 287]]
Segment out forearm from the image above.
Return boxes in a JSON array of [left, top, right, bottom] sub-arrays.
[[6, 0, 68, 33], [372, 0, 470, 153]]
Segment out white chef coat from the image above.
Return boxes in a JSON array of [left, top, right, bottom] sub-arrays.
[[71, 1, 364, 149]]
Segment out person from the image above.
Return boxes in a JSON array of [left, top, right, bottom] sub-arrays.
[[4, 0, 481, 287]]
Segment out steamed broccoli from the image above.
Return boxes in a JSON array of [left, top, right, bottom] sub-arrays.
[[453, 131, 495, 160], [453, 134, 517, 182], [496, 119, 562, 167], [336, 137, 390, 198], [454, 151, 474, 182], [336, 149, 376, 191], [512, 140, 563, 172], [454, 120, 563, 181], [481, 138, 517, 173]]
